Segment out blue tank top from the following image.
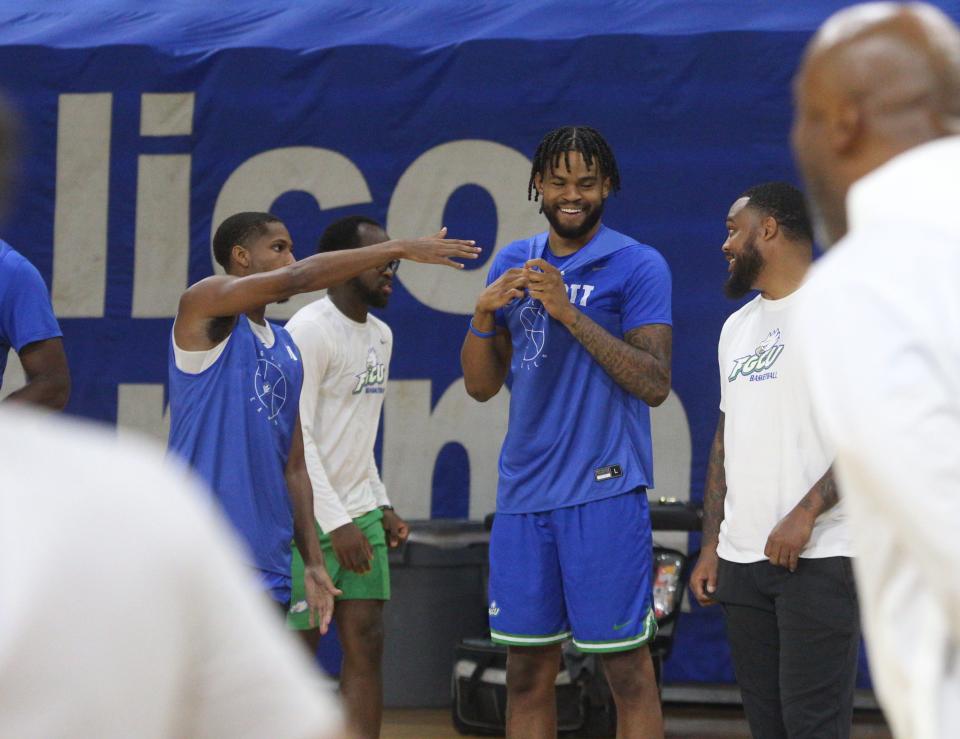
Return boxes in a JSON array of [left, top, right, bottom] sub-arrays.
[[167, 316, 304, 578]]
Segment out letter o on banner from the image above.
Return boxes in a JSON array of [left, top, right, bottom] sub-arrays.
[[387, 140, 543, 315], [210, 146, 372, 319]]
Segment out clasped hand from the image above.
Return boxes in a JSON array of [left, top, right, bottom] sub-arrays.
[[523, 259, 575, 323], [474, 259, 576, 324]]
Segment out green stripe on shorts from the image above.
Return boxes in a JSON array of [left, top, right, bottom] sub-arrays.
[[572, 608, 658, 653], [490, 629, 572, 647]]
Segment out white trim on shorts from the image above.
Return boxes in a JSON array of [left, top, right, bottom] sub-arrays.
[[490, 629, 572, 647]]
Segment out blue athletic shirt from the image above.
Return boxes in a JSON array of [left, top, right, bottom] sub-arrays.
[[167, 315, 304, 580], [488, 225, 672, 514], [0, 240, 62, 388]]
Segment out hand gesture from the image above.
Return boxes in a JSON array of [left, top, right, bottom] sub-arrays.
[[525, 258, 575, 324], [764, 507, 815, 572], [330, 521, 374, 574], [381, 509, 410, 548], [476, 268, 528, 315], [397, 227, 481, 269], [690, 547, 720, 606], [303, 563, 341, 634]]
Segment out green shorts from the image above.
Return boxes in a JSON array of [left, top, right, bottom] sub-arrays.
[[287, 507, 391, 630]]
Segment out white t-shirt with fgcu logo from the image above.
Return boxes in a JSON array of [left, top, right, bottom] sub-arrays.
[[286, 297, 392, 534], [717, 286, 852, 563]]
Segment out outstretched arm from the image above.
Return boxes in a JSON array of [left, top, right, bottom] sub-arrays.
[[176, 229, 480, 350]]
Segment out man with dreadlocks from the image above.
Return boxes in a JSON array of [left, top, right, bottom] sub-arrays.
[[462, 126, 671, 738]]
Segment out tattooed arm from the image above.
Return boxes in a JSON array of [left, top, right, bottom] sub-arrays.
[[795, 468, 839, 516], [567, 314, 671, 406], [524, 258, 671, 406], [691, 413, 726, 605], [765, 466, 839, 572], [700, 413, 728, 549]]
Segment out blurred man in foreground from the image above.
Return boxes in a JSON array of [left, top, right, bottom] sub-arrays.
[[792, 3, 960, 736], [0, 407, 345, 738]]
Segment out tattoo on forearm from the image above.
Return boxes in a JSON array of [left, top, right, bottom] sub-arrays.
[[701, 414, 727, 546], [567, 312, 671, 405], [797, 467, 839, 515]]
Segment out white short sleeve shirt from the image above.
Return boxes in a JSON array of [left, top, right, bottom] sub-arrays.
[[717, 287, 850, 563]]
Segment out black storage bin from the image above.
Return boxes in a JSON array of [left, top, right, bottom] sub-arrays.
[[383, 520, 491, 707]]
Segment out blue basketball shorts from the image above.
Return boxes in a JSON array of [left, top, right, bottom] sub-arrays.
[[488, 489, 657, 653]]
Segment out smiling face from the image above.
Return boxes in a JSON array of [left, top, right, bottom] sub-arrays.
[[347, 222, 394, 308], [535, 150, 610, 242], [721, 196, 766, 299]]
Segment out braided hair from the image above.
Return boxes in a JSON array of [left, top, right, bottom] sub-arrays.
[[527, 126, 621, 202]]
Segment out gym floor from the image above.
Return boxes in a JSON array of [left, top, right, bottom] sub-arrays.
[[382, 705, 893, 738]]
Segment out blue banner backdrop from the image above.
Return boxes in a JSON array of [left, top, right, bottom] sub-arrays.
[[5, 1, 954, 685]]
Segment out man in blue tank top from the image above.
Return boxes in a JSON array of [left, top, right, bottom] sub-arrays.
[[168, 211, 480, 632], [462, 127, 672, 738]]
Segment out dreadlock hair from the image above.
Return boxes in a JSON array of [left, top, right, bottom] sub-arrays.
[[316, 215, 383, 254], [528, 126, 622, 202], [741, 182, 814, 245], [212, 212, 283, 272]]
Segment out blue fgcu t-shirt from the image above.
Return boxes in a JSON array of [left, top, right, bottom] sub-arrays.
[[0, 240, 62, 387], [167, 316, 304, 582], [488, 225, 672, 514]]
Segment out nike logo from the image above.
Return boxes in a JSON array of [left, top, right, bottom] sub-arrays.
[[380, 339, 388, 344], [613, 621, 632, 631]]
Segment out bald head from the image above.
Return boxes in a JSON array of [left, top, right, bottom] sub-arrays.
[[811, 3, 960, 126], [792, 2, 960, 246]]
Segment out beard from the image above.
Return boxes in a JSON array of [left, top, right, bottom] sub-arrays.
[[351, 277, 390, 309], [724, 235, 765, 299], [542, 198, 605, 240]]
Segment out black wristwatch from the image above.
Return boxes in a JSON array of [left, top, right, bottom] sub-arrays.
[[380, 505, 395, 511]]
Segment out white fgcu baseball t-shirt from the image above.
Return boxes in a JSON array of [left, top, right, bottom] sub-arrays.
[[286, 296, 392, 534], [716, 286, 852, 563]]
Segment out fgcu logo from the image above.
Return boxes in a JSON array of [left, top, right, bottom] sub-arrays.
[[353, 347, 386, 394], [728, 329, 784, 382], [520, 301, 547, 367]]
